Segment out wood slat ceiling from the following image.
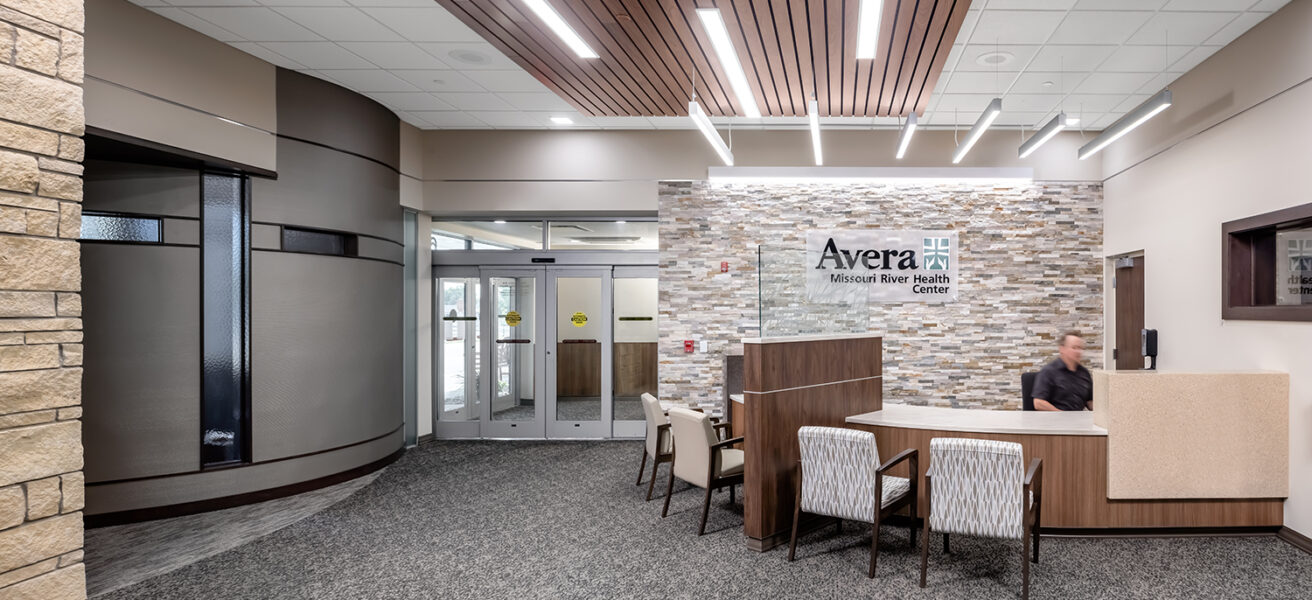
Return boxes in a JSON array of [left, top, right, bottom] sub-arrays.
[[438, 0, 973, 118]]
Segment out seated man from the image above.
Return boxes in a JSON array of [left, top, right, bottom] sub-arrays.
[[1032, 331, 1093, 411]]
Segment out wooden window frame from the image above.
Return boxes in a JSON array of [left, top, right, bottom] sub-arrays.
[[1222, 202, 1312, 321]]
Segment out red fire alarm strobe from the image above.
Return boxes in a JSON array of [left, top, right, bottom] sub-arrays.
[[684, 340, 694, 353], [720, 261, 729, 273]]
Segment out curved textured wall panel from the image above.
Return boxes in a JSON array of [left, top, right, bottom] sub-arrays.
[[252, 138, 402, 243]]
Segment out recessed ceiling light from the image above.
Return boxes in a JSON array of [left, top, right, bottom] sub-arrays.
[[1041, 81, 1054, 88], [551, 116, 574, 125], [494, 220, 507, 224], [447, 49, 489, 66], [615, 220, 626, 224], [521, 0, 599, 59], [976, 51, 1014, 67], [1066, 117, 1080, 125], [696, 8, 761, 118], [855, 1, 885, 60]]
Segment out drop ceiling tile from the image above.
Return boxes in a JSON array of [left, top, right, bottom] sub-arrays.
[[1088, 113, 1118, 129], [128, 0, 170, 6], [1110, 94, 1151, 113], [272, 7, 403, 42], [989, 0, 1078, 9], [1027, 45, 1117, 71], [164, 0, 258, 6], [930, 94, 1002, 114], [1128, 11, 1237, 45], [958, 10, 979, 40], [969, 10, 1067, 45], [1054, 94, 1129, 113], [951, 45, 1041, 72], [229, 42, 307, 69], [258, 42, 373, 69], [359, 7, 485, 43], [1075, 72, 1156, 94], [338, 42, 449, 69], [1133, 72, 1179, 95], [366, 92, 454, 111], [1061, 113, 1100, 128], [1009, 72, 1082, 95], [497, 92, 574, 111], [943, 71, 1022, 95], [1162, 0, 1258, 10], [1073, 0, 1167, 9], [995, 111, 1056, 127], [258, 0, 350, 5], [942, 44, 965, 70], [149, 8, 245, 42], [184, 7, 322, 41], [1251, 0, 1292, 11], [1099, 45, 1195, 72], [315, 69, 419, 92], [418, 43, 519, 70], [1205, 12, 1268, 46], [462, 70, 550, 93], [997, 94, 1063, 113], [349, 0, 438, 6], [1048, 11, 1152, 45], [1168, 45, 1220, 73], [588, 116, 653, 129], [392, 70, 486, 93], [466, 112, 548, 128], [645, 117, 699, 129], [534, 112, 595, 127], [432, 92, 515, 111], [411, 111, 489, 127]]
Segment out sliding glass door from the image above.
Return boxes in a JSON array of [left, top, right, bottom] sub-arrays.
[[481, 269, 546, 438], [546, 268, 611, 438], [611, 267, 657, 438]]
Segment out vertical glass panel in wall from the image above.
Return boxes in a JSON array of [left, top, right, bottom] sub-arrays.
[[556, 277, 602, 423], [201, 174, 248, 467], [438, 277, 481, 422], [491, 277, 536, 421], [758, 245, 870, 338], [432, 221, 544, 250], [1276, 226, 1312, 305], [613, 278, 657, 422], [548, 221, 657, 250]]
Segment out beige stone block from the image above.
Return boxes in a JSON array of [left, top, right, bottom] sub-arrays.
[[56, 549, 80, 567], [0, 485, 22, 530], [0, 7, 56, 38], [0, 368, 79, 414], [0, 333, 23, 345], [24, 331, 79, 344], [0, 557, 56, 590], [54, 293, 78, 317], [54, 407, 78, 421], [0, 344, 60, 371], [0, 513, 82, 573], [0, 410, 55, 429], [0, 292, 54, 318], [0, 563, 85, 600], [0, 318, 80, 333], [0, 421, 81, 488], [0, 194, 57, 212], [0, 149, 38, 194], [0, 237, 79, 291], [0, 122, 60, 157], [23, 477, 58, 520], [0, 205, 24, 233], [56, 30, 81, 85], [57, 473, 80, 513], [23, 209, 57, 237], [0, 0, 83, 32], [36, 158, 80, 177], [36, 171, 79, 201], [56, 202, 78, 239], [55, 137, 82, 163], [0, 64, 83, 135], [58, 344, 79, 367], [13, 29, 58, 76], [0, 22, 12, 63]]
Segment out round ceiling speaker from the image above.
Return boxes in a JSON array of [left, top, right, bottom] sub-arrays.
[[975, 51, 1014, 66], [448, 49, 490, 66]]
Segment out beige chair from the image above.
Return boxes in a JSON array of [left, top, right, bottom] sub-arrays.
[[919, 438, 1043, 600], [635, 393, 673, 501], [788, 426, 918, 578], [661, 407, 743, 535]]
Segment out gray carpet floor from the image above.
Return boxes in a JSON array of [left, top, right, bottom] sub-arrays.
[[100, 440, 1312, 599]]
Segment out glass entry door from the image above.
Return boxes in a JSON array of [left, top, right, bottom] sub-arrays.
[[434, 268, 481, 439], [611, 267, 658, 438], [481, 269, 545, 438], [546, 268, 611, 438]]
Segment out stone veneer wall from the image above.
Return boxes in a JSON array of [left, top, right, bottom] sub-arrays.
[[658, 180, 1102, 412], [0, 0, 87, 598]]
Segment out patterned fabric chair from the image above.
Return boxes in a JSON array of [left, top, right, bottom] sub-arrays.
[[787, 426, 918, 578], [635, 393, 674, 501], [661, 408, 744, 535], [919, 438, 1044, 600]]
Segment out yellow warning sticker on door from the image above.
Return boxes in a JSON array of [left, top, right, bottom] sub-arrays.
[[505, 311, 521, 326], [571, 312, 588, 327]]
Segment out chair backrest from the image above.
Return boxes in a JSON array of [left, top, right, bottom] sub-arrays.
[[928, 437, 1025, 540], [640, 393, 667, 456], [668, 408, 717, 488], [797, 426, 880, 522], [1021, 372, 1038, 411]]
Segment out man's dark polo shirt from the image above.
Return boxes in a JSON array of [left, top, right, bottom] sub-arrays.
[[1032, 358, 1092, 411]]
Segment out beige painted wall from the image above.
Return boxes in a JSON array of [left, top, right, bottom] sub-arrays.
[[1102, 0, 1312, 535], [400, 121, 424, 211]]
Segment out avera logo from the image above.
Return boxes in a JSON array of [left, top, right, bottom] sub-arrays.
[[1290, 239, 1312, 272], [923, 237, 950, 271]]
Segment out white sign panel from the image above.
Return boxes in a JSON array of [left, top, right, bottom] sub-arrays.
[[805, 230, 958, 303], [1276, 230, 1312, 305]]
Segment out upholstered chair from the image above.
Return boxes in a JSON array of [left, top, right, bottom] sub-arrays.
[[635, 393, 674, 501], [787, 426, 918, 578], [919, 438, 1043, 600], [661, 408, 744, 535]]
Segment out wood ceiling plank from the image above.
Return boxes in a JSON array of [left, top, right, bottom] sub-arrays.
[[716, 0, 776, 117], [751, 0, 797, 116], [608, 0, 694, 108], [839, 0, 858, 116], [889, 0, 935, 116], [538, 0, 664, 114], [768, 0, 804, 116], [875, 0, 915, 116], [807, 0, 830, 116], [898, 0, 954, 116], [911, 0, 971, 116], [788, 0, 816, 110], [575, 0, 683, 115], [824, 0, 843, 116], [658, 0, 739, 116]]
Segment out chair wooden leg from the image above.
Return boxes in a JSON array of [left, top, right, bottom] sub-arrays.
[[835, 519, 842, 534], [697, 486, 713, 536], [868, 513, 881, 578], [1033, 507, 1042, 563], [635, 448, 647, 486], [660, 463, 676, 518], [918, 511, 930, 588], [645, 460, 661, 501], [1022, 522, 1031, 600], [729, 483, 735, 505], [787, 502, 801, 562], [943, 532, 950, 554]]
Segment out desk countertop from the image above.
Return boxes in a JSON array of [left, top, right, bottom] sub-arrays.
[[846, 404, 1107, 436]]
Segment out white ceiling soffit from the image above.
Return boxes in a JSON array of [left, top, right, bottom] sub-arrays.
[[133, 0, 1289, 131]]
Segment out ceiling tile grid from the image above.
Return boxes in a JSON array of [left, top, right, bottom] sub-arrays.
[[132, 0, 1288, 130]]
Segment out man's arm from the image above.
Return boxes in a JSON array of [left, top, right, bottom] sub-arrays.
[[1033, 398, 1060, 411], [1031, 370, 1059, 411]]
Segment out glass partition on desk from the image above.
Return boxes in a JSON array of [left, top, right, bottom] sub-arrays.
[[757, 245, 871, 338]]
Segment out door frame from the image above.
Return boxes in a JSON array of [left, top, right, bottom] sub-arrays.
[[546, 267, 613, 439], [433, 266, 481, 439], [1106, 251, 1146, 370], [480, 268, 547, 438]]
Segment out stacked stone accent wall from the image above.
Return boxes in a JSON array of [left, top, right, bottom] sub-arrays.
[[0, 0, 86, 598], [658, 180, 1102, 412]]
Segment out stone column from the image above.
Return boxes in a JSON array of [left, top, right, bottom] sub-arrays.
[[0, 0, 87, 598]]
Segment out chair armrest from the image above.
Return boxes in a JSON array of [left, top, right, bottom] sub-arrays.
[[712, 422, 732, 440], [876, 448, 918, 475], [710, 436, 744, 450], [1024, 458, 1043, 506]]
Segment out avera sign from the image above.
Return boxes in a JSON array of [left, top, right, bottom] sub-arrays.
[[805, 230, 959, 303]]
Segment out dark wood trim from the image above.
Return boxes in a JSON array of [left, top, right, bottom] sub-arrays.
[[86, 126, 278, 179], [1277, 526, 1312, 555], [84, 448, 403, 528], [1222, 201, 1312, 321]]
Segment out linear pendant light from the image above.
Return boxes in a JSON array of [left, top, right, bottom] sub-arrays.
[[856, 0, 885, 59], [896, 113, 917, 159], [1018, 112, 1066, 158], [696, 8, 761, 118], [952, 97, 1002, 164], [689, 100, 734, 166], [522, 0, 598, 59], [808, 98, 823, 166], [1078, 89, 1172, 160]]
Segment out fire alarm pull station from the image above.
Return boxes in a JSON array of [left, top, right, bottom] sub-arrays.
[[684, 340, 694, 353], [720, 261, 729, 273]]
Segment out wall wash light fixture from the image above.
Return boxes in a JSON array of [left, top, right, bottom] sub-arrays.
[[522, 0, 599, 59], [896, 113, 918, 159], [1078, 89, 1172, 160], [856, 0, 885, 59], [689, 100, 734, 166], [697, 8, 761, 118], [1018, 112, 1066, 159], [952, 97, 1002, 164], [808, 98, 823, 166]]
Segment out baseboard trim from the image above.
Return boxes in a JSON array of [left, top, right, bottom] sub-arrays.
[[417, 433, 435, 445], [1277, 527, 1312, 555]]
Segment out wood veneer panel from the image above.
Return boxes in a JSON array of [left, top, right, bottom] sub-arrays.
[[613, 342, 657, 396], [744, 337, 882, 392], [909, 0, 970, 116], [556, 342, 602, 396]]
